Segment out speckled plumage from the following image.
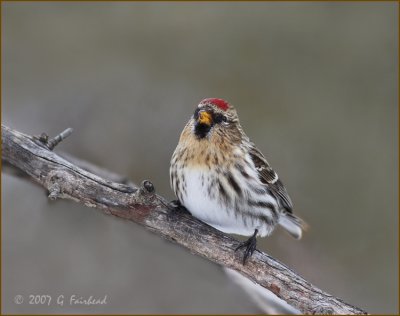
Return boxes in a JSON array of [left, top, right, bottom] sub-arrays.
[[170, 99, 304, 258]]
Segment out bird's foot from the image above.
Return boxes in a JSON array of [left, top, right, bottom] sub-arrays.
[[235, 229, 258, 265], [168, 200, 191, 215]]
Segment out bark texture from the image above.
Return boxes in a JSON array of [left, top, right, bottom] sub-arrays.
[[2, 124, 367, 315]]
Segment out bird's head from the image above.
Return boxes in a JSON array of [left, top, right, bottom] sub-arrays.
[[191, 98, 240, 139]]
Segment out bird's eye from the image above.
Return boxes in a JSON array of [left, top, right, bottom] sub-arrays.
[[193, 108, 200, 120], [214, 114, 228, 124]]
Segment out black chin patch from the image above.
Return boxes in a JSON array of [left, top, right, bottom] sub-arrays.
[[194, 123, 211, 139]]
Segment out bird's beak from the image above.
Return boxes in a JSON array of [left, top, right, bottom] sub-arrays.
[[198, 111, 212, 126]]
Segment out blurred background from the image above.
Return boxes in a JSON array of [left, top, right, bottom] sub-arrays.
[[2, 2, 398, 314]]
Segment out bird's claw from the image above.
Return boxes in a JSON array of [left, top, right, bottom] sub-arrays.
[[235, 229, 258, 265], [168, 200, 191, 215]]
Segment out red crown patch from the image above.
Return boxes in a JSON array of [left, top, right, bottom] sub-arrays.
[[201, 98, 229, 111]]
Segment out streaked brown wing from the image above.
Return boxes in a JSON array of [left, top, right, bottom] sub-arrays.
[[249, 145, 293, 211]]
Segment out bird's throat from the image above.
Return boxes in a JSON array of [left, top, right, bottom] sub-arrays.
[[194, 123, 211, 139]]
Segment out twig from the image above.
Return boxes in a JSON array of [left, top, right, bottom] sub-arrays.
[[36, 127, 74, 150], [1, 124, 368, 315]]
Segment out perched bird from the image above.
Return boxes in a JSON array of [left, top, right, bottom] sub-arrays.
[[170, 98, 305, 264]]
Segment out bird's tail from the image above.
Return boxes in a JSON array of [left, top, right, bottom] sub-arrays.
[[278, 211, 307, 240]]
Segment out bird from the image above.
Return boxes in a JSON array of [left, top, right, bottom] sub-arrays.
[[170, 98, 305, 264]]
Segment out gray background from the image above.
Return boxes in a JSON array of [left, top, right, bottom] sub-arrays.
[[2, 2, 398, 314]]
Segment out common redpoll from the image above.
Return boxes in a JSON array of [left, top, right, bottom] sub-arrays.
[[170, 98, 305, 264]]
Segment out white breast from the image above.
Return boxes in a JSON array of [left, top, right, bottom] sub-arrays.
[[179, 167, 272, 236]]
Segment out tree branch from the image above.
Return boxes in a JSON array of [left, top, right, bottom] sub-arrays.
[[1, 124, 367, 315]]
